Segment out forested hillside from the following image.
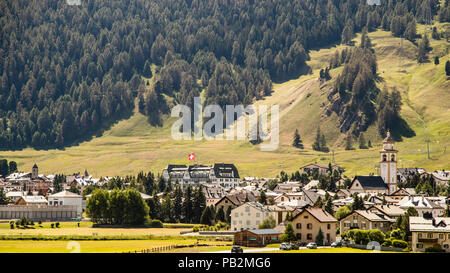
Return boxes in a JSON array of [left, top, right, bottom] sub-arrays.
[[0, 0, 447, 150]]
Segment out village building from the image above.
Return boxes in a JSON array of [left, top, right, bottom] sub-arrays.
[[162, 163, 240, 188], [300, 163, 342, 176], [429, 170, 450, 187], [410, 217, 450, 252], [291, 207, 338, 245], [272, 182, 301, 193], [387, 188, 416, 202], [397, 168, 426, 184], [398, 196, 445, 218], [233, 229, 281, 247], [340, 210, 395, 234], [303, 180, 320, 191], [15, 195, 48, 206], [214, 191, 258, 214], [231, 202, 273, 231], [348, 176, 389, 195], [336, 189, 351, 199], [5, 191, 24, 203], [367, 204, 405, 220], [202, 184, 227, 206], [48, 190, 83, 218]]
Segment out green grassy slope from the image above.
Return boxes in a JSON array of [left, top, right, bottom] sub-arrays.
[[0, 26, 448, 178]]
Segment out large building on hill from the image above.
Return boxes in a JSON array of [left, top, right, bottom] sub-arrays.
[[162, 163, 240, 188]]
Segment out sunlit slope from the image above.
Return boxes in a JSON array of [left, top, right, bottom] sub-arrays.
[[1, 27, 448, 178]]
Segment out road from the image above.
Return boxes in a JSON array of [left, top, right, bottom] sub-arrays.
[[205, 246, 331, 253]]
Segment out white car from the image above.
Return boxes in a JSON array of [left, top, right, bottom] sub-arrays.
[[306, 242, 317, 249]]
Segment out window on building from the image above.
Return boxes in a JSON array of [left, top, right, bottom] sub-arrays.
[[246, 220, 250, 226], [307, 223, 312, 230], [327, 224, 330, 230], [361, 222, 366, 229], [427, 233, 433, 239], [296, 233, 302, 240], [344, 222, 350, 228], [417, 244, 423, 248], [256, 213, 260, 218], [439, 234, 444, 239], [353, 215, 358, 220], [245, 206, 250, 212], [307, 233, 312, 240], [418, 233, 422, 239], [296, 223, 302, 229], [235, 213, 238, 217]]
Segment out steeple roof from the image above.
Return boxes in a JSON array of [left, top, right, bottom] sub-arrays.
[[383, 131, 394, 143]]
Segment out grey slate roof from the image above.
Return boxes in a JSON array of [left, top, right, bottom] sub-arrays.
[[246, 229, 282, 235], [353, 176, 388, 189]]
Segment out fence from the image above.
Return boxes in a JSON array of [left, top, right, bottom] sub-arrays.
[[124, 243, 233, 253]]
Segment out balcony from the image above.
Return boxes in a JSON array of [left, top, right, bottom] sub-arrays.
[[418, 238, 438, 243]]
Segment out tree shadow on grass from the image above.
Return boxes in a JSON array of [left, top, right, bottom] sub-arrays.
[[390, 116, 415, 142]]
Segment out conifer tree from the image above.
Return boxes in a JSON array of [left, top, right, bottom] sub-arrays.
[[292, 129, 304, 149]]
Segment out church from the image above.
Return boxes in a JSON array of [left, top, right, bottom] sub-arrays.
[[349, 132, 398, 195]]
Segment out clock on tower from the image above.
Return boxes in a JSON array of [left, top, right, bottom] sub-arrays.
[[379, 131, 398, 194]]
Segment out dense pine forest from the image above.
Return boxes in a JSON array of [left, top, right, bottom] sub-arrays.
[[0, 0, 447, 150]]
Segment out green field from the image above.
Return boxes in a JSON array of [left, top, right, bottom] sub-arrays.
[[0, 25, 448, 178], [0, 223, 192, 237], [0, 239, 228, 253]]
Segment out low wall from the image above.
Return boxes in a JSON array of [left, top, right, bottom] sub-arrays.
[[198, 231, 236, 235], [0, 205, 78, 221]]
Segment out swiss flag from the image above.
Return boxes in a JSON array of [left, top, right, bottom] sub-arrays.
[[188, 153, 195, 160]]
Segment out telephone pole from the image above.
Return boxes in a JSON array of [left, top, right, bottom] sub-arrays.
[[425, 139, 431, 159]]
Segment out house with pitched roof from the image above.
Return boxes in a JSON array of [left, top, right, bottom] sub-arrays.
[[410, 217, 450, 252], [291, 207, 338, 245], [367, 204, 405, 220], [48, 190, 83, 218], [398, 196, 445, 218], [349, 175, 389, 195], [15, 195, 48, 206], [340, 210, 395, 234], [231, 202, 273, 231]]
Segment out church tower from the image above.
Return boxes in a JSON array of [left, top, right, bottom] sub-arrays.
[[379, 132, 397, 194], [32, 164, 39, 179]]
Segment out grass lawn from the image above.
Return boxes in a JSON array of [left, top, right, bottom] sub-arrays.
[[0, 239, 228, 253], [0, 221, 193, 236]]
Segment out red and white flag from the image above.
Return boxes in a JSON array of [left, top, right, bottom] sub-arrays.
[[188, 153, 195, 160]]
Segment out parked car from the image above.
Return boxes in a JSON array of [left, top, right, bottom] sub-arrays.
[[231, 246, 243, 253], [298, 242, 307, 247], [279, 243, 291, 250], [331, 241, 342, 248], [306, 242, 317, 249], [289, 243, 299, 250]]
